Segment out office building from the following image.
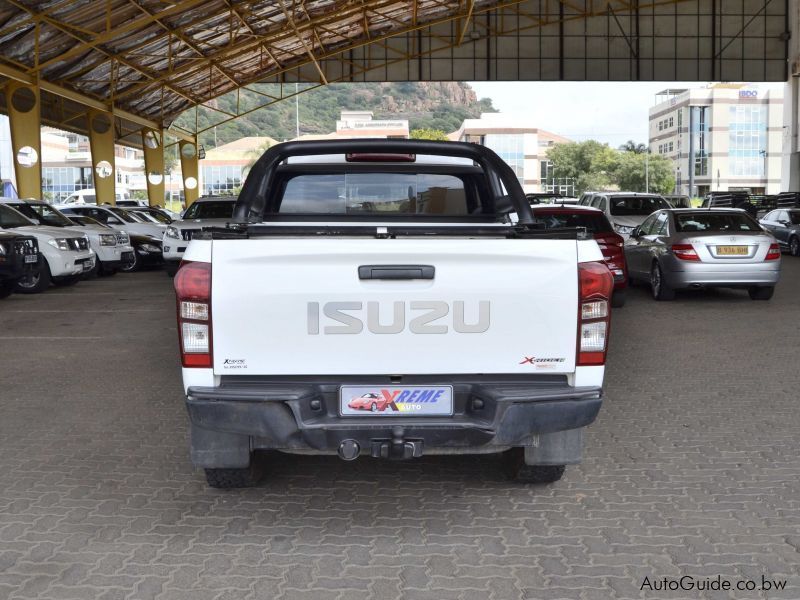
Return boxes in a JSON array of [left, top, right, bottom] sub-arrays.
[[649, 84, 784, 196]]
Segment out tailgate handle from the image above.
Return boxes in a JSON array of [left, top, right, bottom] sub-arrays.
[[358, 265, 435, 280]]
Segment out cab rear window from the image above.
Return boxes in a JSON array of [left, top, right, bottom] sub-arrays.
[[533, 211, 612, 233], [610, 196, 669, 216], [279, 173, 469, 215], [183, 201, 236, 219], [674, 213, 760, 232]]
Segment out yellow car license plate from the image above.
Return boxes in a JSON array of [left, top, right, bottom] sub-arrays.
[[716, 245, 748, 256]]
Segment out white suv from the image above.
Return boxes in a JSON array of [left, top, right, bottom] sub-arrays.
[[2, 199, 134, 276], [0, 203, 94, 293], [163, 196, 235, 275]]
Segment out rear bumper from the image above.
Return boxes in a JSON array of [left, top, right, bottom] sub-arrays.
[[662, 259, 781, 288], [185, 376, 603, 467]]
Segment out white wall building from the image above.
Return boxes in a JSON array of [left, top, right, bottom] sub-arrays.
[[450, 113, 572, 194], [649, 84, 784, 196]]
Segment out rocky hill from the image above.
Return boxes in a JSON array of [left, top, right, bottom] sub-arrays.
[[175, 82, 495, 148]]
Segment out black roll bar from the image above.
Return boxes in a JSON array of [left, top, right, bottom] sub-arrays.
[[232, 139, 535, 224]]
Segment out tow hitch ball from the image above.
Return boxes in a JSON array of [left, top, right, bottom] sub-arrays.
[[337, 427, 423, 461]]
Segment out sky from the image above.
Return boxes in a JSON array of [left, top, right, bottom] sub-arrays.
[[467, 81, 785, 148]]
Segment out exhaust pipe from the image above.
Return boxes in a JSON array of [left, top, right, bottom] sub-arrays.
[[338, 439, 360, 461]]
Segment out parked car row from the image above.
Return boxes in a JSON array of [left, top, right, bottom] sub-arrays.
[[534, 193, 795, 302], [0, 198, 170, 297], [0, 195, 240, 299]]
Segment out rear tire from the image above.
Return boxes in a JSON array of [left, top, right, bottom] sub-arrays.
[[650, 262, 675, 301], [748, 286, 774, 301], [611, 289, 626, 308], [789, 236, 799, 257], [204, 463, 263, 489], [503, 449, 566, 484], [15, 258, 51, 294]]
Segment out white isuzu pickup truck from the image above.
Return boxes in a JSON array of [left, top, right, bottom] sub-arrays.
[[175, 140, 613, 488]]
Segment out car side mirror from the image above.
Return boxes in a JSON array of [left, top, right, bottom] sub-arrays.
[[630, 227, 640, 238], [779, 220, 790, 226]]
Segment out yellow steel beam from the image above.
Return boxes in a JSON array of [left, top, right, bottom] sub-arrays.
[[141, 128, 165, 207], [178, 139, 200, 207], [277, 0, 329, 85], [110, 0, 444, 101], [458, 0, 476, 45], [0, 62, 194, 142], [87, 108, 117, 205], [18, 0, 210, 74], [4, 82, 42, 199]]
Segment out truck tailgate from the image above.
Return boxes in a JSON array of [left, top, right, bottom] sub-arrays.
[[211, 238, 578, 375]]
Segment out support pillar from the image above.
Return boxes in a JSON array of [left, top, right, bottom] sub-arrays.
[[87, 109, 116, 205], [4, 82, 41, 199], [179, 139, 200, 208], [141, 128, 165, 207]]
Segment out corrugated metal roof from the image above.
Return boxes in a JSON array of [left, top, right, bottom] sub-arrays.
[[0, 0, 496, 127]]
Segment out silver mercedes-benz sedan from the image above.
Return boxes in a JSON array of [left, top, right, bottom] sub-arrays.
[[625, 208, 781, 301]]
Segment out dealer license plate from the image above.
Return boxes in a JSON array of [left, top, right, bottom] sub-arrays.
[[340, 385, 453, 416], [24, 254, 37, 263], [716, 245, 748, 256]]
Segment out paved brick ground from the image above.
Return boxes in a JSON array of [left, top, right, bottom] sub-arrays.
[[1, 261, 799, 600]]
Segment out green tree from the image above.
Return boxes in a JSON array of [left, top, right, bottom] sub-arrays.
[[619, 140, 648, 154], [613, 152, 675, 194], [409, 128, 450, 141], [547, 139, 675, 195], [546, 140, 620, 195]]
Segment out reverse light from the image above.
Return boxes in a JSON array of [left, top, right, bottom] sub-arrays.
[[580, 321, 608, 352], [175, 261, 212, 368], [577, 261, 614, 366], [671, 243, 700, 261], [581, 300, 608, 320], [181, 301, 208, 320], [765, 243, 781, 261]]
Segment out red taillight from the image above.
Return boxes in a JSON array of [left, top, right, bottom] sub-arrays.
[[577, 261, 614, 366], [671, 243, 700, 261], [174, 261, 212, 368], [345, 153, 416, 162], [765, 243, 781, 261]]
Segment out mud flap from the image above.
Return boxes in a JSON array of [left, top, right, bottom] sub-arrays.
[[190, 424, 251, 468], [524, 428, 583, 466]]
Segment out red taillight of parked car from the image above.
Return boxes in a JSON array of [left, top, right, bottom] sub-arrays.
[[174, 260, 212, 368], [765, 243, 781, 261], [577, 261, 614, 366], [595, 233, 627, 283], [671, 243, 700, 261]]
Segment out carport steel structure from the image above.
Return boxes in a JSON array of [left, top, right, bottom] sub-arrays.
[[0, 0, 791, 205]]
